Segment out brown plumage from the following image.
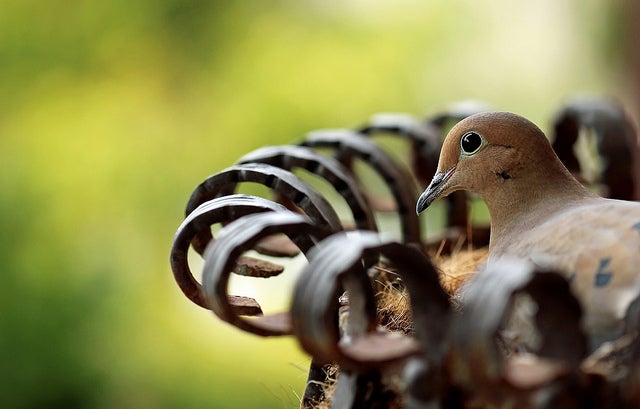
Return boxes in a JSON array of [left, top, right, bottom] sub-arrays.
[[417, 111, 640, 350]]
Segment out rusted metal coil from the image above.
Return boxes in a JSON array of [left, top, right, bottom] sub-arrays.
[[447, 259, 640, 408], [301, 130, 422, 245], [291, 230, 451, 407], [357, 113, 442, 190], [425, 101, 492, 131], [185, 162, 343, 255], [236, 145, 377, 232], [551, 98, 637, 200], [201, 211, 331, 336], [171, 194, 290, 309], [626, 325, 640, 404], [449, 261, 586, 394]]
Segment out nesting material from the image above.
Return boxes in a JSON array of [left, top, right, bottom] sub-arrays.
[[310, 244, 488, 408], [433, 246, 488, 298], [373, 265, 414, 334], [372, 245, 488, 334], [310, 363, 404, 409]]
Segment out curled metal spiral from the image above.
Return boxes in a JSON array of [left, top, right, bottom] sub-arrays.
[[551, 98, 637, 200], [202, 211, 331, 336], [301, 129, 423, 245], [292, 231, 450, 369], [357, 112, 441, 191], [170, 98, 640, 409], [236, 144, 378, 232], [449, 261, 587, 398], [171, 194, 291, 309], [291, 230, 451, 407], [185, 162, 343, 255]]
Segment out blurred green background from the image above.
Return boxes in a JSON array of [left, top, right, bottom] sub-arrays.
[[0, 1, 636, 408]]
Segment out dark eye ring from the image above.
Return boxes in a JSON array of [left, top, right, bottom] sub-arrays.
[[460, 131, 483, 155]]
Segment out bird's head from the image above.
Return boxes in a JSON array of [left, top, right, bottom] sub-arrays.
[[416, 111, 564, 214]]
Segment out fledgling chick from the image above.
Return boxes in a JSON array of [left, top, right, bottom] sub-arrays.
[[416, 111, 640, 350]]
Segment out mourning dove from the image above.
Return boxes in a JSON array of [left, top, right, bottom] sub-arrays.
[[416, 111, 640, 349]]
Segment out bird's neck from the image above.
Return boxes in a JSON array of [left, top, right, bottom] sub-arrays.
[[484, 166, 596, 252]]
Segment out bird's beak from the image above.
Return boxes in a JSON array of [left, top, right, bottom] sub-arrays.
[[416, 167, 456, 214]]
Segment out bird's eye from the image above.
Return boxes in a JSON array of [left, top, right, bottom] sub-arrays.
[[460, 131, 483, 155]]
